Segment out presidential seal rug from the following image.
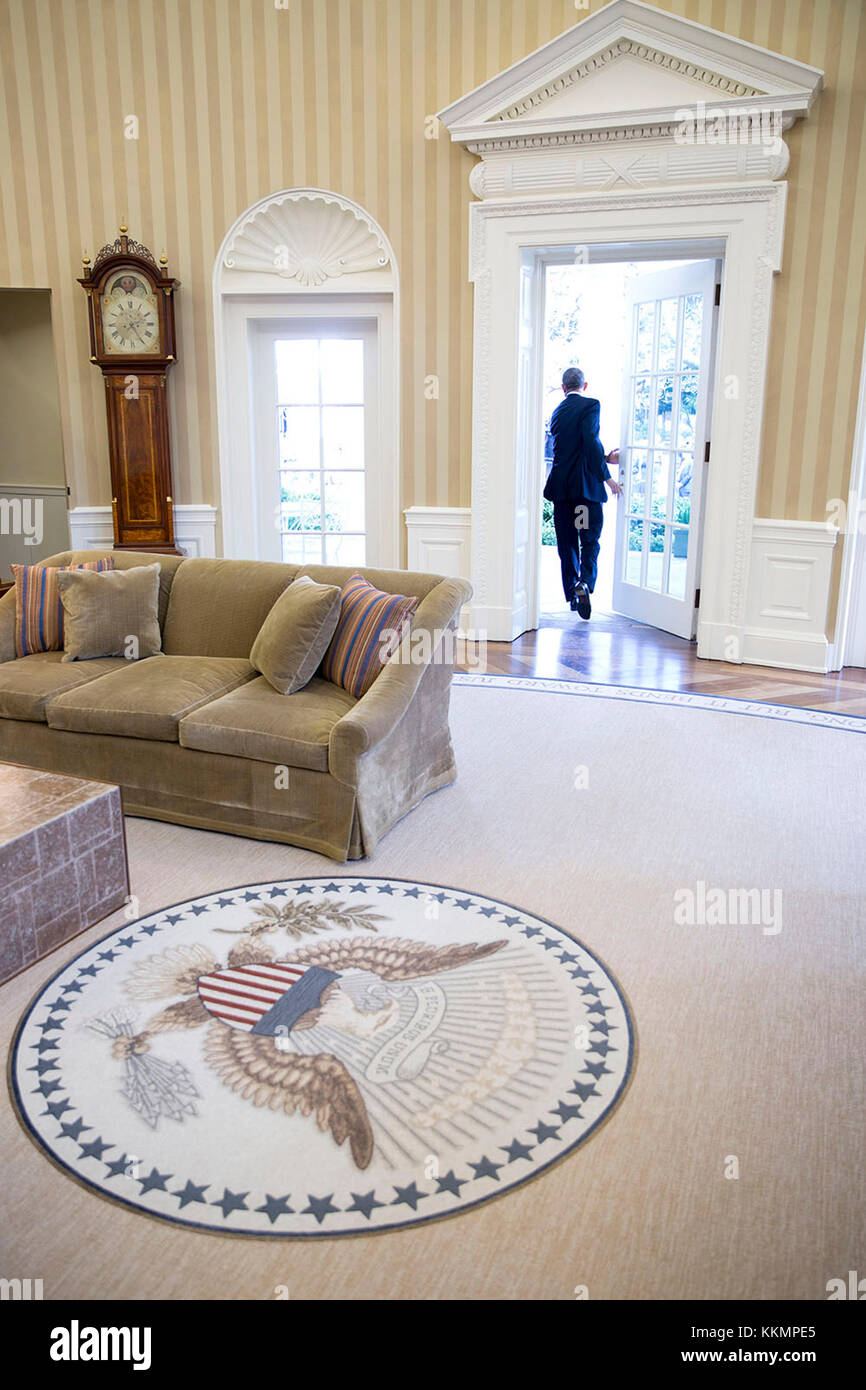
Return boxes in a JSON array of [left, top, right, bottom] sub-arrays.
[[10, 877, 634, 1237]]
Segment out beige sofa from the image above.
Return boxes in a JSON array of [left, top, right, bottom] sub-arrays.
[[0, 551, 470, 861]]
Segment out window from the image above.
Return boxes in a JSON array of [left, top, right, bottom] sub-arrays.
[[274, 337, 367, 566]]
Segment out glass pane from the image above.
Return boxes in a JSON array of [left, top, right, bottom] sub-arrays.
[[682, 294, 702, 371], [626, 519, 643, 585], [678, 376, 698, 448], [322, 405, 364, 469], [279, 406, 319, 469], [656, 377, 674, 445], [320, 339, 364, 404], [280, 470, 321, 532], [276, 340, 319, 404], [281, 532, 324, 565], [668, 527, 689, 598], [658, 298, 679, 371], [635, 302, 655, 372], [632, 377, 651, 445], [646, 522, 666, 592], [674, 452, 692, 521], [651, 451, 671, 522], [324, 470, 365, 532], [325, 533, 366, 567], [629, 449, 647, 516]]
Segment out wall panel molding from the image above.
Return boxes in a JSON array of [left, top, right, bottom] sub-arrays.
[[741, 518, 838, 672], [404, 506, 471, 580], [68, 504, 217, 559]]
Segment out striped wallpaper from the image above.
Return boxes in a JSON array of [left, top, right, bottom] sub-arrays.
[[0, 0, 864, 550]]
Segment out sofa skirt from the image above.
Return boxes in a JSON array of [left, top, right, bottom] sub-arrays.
[[0, 721, 362, 861], [0, 720, 459, 862]]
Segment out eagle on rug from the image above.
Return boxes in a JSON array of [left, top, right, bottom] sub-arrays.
[[104, 935, 507, 1169]]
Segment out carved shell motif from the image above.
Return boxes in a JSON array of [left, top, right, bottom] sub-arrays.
[[223, 194, 390, 286]]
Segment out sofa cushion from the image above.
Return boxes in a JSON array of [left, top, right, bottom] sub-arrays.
[[58, 562, 162, 662], [45, 655, 255, 742], [321, 574, 418, 698], [250, 575, 342, 695], [178, 675, 357, 771], [0, 652, 131, 723], [12, 558, 114, 656], [162, 558, 300, 658]]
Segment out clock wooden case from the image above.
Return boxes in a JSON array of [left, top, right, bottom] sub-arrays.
[[78, 227, 182, 553]]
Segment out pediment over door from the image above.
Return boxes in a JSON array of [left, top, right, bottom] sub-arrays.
[[438, 0, 823, 197]]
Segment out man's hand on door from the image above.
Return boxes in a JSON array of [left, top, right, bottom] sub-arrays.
[[606, 477, 623, 497]]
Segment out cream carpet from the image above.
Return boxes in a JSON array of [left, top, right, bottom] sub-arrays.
[[2, 676, 864, 1300]]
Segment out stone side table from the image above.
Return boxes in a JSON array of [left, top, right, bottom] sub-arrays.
[[0, 763, 129, 984]]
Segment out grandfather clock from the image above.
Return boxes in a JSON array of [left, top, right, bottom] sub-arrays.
[[78, 226, 182, 553]]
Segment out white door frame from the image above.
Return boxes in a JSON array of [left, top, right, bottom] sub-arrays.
[[829, 322, 866, 671], [246, 308, 384, 567], [467, 183, 786, 656]]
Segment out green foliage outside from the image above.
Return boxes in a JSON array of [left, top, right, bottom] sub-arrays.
[[280, 478, 340, 533]]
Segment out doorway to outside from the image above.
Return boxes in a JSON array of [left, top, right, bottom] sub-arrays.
[[539, 254, 720, 641]]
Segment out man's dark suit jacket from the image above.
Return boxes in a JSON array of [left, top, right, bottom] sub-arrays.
[[543, 392, 611, 505]]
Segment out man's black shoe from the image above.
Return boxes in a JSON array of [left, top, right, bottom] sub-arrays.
[[569, 593, 579, 611], [575, 583, 592, 620]]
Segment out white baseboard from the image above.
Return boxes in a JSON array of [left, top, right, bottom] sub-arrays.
[[67, 505, 218, 559]]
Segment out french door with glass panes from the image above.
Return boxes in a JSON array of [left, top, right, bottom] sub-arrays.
[[253, 320, 377, 567], [612, 261, 718, 639]]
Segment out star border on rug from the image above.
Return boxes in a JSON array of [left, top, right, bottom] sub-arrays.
[[11, 876, 635, 1239]]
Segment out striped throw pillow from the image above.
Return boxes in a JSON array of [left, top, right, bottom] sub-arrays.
[[321, 574, 418, 698], [12, 558, 115, 656]]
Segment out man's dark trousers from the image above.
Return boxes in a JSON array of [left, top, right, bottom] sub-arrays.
[[553, 498, 604, 599]]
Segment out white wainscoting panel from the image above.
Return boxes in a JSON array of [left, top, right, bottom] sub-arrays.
[[67, 505, 218, 558], [0, 484, 70, 573], [404, 507, 471, 581], [742, 518, 838, 672]]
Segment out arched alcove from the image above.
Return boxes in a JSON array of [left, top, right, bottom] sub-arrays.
[[213, 188, 399, 566]]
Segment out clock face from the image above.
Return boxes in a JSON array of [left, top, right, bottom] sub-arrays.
[[100, 267, 162, 355]]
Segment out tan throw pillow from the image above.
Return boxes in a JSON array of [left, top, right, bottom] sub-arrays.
[[58, 562, 163, 662], [250, 575, 342, 695]]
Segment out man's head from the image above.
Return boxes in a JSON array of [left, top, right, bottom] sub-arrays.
[[562, 367, 586, 394]]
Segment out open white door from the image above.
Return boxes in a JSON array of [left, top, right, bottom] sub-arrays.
[[612, 261, 718, 639]]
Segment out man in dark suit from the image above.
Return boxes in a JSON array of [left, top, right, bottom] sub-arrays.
[[543, 366, 621, 619]]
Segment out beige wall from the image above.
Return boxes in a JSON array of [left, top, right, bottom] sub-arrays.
[[0, 289, 66, 489], [0, 0, 864, 542]]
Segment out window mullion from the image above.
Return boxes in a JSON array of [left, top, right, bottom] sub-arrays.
[[317, 341, 326, 563]]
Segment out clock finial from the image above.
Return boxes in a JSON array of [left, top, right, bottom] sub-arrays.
[[159, 249, 168, 268]]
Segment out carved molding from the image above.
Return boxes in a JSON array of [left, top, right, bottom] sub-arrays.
[[470, 268, 492, 606], [495, 38, 761, 122], [468, 182, 785, 283], [439, 0, 822, 183], [222, 188, 390, 286], [467, 138, 790, 199], [730, 187, 782, 629]]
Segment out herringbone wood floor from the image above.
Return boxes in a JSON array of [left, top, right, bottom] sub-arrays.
[[458, 610, 866, 717]]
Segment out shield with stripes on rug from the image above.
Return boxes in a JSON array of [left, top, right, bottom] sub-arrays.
[[10, 877, 634, 1237]]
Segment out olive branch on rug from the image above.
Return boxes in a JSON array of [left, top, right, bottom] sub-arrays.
[[214, 899, 388, 942]]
